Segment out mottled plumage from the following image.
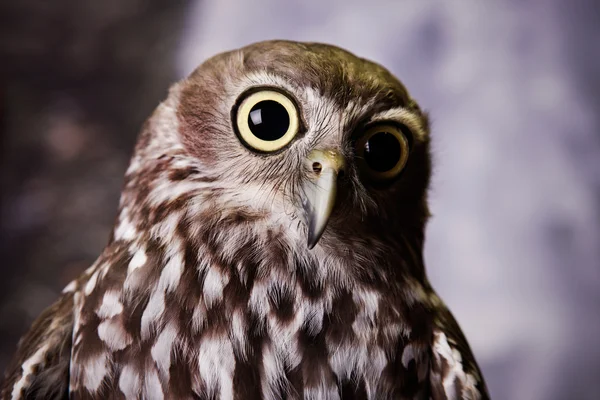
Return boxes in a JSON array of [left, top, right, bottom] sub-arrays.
[[1, 40, 489, 399]]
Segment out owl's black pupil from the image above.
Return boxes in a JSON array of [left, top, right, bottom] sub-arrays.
[[247, 100, 290, 141], [364, 132, 401, 172]]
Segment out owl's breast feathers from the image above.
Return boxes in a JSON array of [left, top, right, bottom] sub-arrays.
[[2, 228, 489, 399]]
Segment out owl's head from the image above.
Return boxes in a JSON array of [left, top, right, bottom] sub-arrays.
[[124, 40, 431, 256]]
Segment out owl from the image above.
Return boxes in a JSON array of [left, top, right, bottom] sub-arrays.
[[1, 40, 490, 400]]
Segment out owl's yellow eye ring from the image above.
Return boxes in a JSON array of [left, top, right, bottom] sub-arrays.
[[234, 90, 300, 153], [355, 124, 410, 181]]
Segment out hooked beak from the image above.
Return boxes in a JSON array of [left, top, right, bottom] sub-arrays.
[[301, 149, 346, 249]]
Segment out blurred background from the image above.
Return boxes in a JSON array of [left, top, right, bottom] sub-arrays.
[[1, 0, 599, 398]]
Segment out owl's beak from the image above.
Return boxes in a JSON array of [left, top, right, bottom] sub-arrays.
[[302, 149, 346, 249]]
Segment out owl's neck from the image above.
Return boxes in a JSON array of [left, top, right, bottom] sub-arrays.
[[111, 187, 428, 303], [112, 169, 428, 299]]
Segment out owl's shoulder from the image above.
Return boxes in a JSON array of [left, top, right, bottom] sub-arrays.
[[427, 294, 490, 400], [1, 291, 74, 400]]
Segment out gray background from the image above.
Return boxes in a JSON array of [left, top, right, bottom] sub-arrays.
[[1, 1, 599, 399]]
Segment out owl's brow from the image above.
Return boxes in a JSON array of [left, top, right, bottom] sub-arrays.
[[307, 98, 338, 146], [368, 107, 427, 141]]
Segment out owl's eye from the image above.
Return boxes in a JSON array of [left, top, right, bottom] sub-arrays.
[[234, 90, 300, 152], [355, 124, 410, 181]]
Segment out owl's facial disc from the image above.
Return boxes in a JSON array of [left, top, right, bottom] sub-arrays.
[[302, 149, 346, 249]]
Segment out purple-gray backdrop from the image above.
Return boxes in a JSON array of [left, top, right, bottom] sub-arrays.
[[1, 1, 599, 399]]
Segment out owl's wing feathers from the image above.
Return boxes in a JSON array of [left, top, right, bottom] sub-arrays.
[[428, 301, 490, 400], [1, 292, 73, 400]]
